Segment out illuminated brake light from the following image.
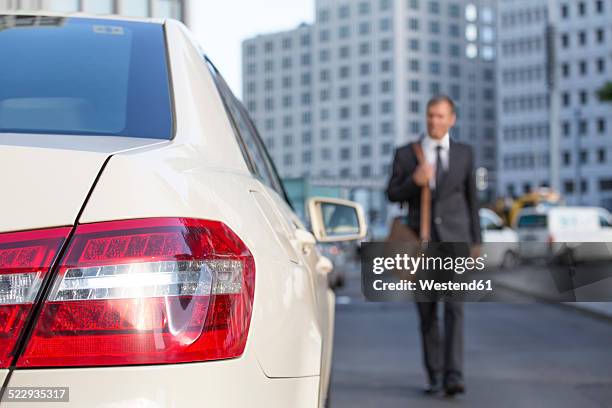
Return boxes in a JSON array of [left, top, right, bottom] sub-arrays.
[[17, 218, 255, 368], [0, 227, 70, 368]]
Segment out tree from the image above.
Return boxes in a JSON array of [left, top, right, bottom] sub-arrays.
[[598, 82, 612, 102]]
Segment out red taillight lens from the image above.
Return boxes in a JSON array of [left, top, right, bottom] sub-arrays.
[[0, 227, 70, 368], [17, 218, 255, 367]]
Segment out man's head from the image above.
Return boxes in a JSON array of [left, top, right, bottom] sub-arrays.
[[426, 95, 456, 140]]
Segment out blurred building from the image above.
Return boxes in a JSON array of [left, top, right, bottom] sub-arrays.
[[0, 0, 185, 21], [497, 0, 612, 209], [242, 0, 497, 227]]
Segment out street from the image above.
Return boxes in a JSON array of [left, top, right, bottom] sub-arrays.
[[330, 261, 612, 408]]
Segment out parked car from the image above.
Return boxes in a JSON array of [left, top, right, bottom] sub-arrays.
[[515, 207, 554, 260], [0, 13, 366, 408], [515, 207, 612, 262], [547, 207, 612, 263], [479, 208, 519, 269]]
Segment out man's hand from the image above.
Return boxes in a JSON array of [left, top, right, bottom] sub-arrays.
[[470, 244, 481, 259], [412, 163, 434, 187]]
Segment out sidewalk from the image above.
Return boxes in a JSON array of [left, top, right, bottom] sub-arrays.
[[493, 265, 612, 322]]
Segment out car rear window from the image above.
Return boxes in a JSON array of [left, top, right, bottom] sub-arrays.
[[0, 15, 172, 139], [518, 214, 548, 229]]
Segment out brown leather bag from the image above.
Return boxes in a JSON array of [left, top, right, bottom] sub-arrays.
[[386, 143, 431, 278]]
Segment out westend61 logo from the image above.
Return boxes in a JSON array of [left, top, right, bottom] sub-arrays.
[[361, 242, 495, 302], [373, 253, 486, 276], [362, 242, 612, 303]]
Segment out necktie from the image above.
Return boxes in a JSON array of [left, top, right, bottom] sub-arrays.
[[435, 145, 444, 193]]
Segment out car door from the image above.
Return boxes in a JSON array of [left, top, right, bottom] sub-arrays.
[[206, 61, 333, 390], [227, 84, 335, 406]]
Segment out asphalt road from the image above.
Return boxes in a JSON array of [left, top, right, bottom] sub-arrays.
[[329, 260, 612, 408]]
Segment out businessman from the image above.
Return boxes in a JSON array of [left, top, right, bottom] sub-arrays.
[[386, 95, 481, 397]]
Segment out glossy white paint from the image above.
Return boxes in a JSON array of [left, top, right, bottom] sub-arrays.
[[2, 359, 319, 407], [0, 134, 166, 233]]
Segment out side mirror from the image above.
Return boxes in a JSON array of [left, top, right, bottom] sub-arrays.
[[307, 197, 367, 243]]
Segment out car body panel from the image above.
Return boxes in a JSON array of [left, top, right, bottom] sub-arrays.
[[480, 209, 519, 268], [0, 133, 166, 233], [77, 143, 325, 379], [2, 358, 319, 407], [0, 370, 6, 386]]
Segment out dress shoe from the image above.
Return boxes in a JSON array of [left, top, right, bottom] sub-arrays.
[[444, 381, 465, 397], [423, 381, 442, 395]]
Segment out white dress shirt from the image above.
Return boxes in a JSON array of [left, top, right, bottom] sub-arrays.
[[421, 133, 450, 190]]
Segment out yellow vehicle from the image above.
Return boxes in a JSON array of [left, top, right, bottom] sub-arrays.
[[508, 189, 563, 226]]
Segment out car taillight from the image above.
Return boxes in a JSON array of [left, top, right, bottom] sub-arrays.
[[0, 227, 70, 368], [17, 218, 255, 368]]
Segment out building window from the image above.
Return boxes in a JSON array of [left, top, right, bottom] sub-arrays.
[[83, 0, 113, 13], [319, 8, 330, 22], [409, 39, 420, 51], [596, 28, 605, 43], [339, 25, 350, 38], [380, 18, 391, 31], [359, 2, 371, 14], [598, 149, 606, 163], [430, 61, 441, 75], [598, 118, 606, 134], [380, 0, 391, 11], [360, 63, 371, 76], [380, 60, 391, 72], [359, 22, 371, 35], [380, 39, 392, 51], [359, 42, 371, 55], [410, 80, 420, 93], [409, 0, 419, 10], [430, 41, 441, 54], [409, 59, 420, 72], [578, 2, 586, 16], [429, 1, 440, 14], [409, 18, 419, 31], [560, 4, 569, 18], [381, 101, 393, 114], [361, 124, 371, 137], [45, 0, 79, 11], [360, 83, 371, 96], [429, 21, 440, 34], [338, 4, 350, 18], [360, 145, 372, 158]]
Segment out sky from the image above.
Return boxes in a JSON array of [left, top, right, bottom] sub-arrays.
[[188, 0, 314, 98]]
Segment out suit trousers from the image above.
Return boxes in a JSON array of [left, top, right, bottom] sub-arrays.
[[415, 225, 464, 385]]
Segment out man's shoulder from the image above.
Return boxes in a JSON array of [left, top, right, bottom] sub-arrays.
[[395, 142, 419, 155], [450, 140, 474, 156]]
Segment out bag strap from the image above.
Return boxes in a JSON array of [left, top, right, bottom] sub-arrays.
[[411, 142, 431, 241]]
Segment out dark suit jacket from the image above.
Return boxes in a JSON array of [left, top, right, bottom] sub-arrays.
[[386, 139, 482, 244]]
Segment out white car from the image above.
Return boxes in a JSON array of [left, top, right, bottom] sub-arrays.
[[479, 208, 519, 269], [516, 207, 612, 262], [0, 13, 366, 408]]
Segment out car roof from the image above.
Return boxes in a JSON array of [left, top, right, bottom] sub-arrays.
[[0, 11, 166, 25]]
